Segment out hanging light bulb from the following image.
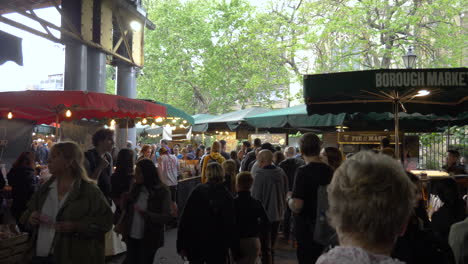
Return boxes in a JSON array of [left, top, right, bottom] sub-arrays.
[[110, 119, 116, 126], [172, 119, 177, 123], [137, 121, 142, 126], [215, 131, 219, 134], [7, 112, 13, 119], [179, 124, 184, 128], [156, 117, 163, 122], [142, 118, 148, 124], [65, 109, 72, 118], [183, 120, 187, 124]]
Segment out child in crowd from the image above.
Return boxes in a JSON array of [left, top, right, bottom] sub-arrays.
[[234, 172, 270, 264]]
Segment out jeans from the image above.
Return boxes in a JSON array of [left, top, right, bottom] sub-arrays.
[[124, 237, 158, 264], [283, 206, 292, 240], [259, 221, 281, 264], [31, 256, 55, 264], [189, 253, 228, 264]]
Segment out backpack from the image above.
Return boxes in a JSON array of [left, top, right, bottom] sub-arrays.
[[313, 184, 336, 246]]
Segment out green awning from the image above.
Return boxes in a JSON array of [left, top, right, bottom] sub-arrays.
[[193, 114, 216, 124], [192, 108, 270, 132], [245, 105, 346, 128], [153, 101, 194, 124], [141, 99, 194, 124]]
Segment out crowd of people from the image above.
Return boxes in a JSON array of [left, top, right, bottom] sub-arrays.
[[0, 129, 467, 264]]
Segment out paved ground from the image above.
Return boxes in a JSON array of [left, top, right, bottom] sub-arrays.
[[106, 228, 297, 264]]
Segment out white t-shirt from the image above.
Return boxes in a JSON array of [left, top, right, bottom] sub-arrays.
[[36, 180, 71, 257], [130, 187, 149, 239], [158, 154, 179, 186]]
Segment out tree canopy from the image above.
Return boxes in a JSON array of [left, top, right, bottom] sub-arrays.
[[135, 0, 466, 114]]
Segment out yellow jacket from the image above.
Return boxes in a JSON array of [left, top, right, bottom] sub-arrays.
[[201, 152, 226, 183]]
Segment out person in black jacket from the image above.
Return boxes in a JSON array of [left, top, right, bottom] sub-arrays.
[[7, 151, 35, 229], [431, 178, 466, 245], [234, 171, 270, 264], [392, 172, 456, 264], [241, 138, 261, 172], [84, 128, 114, 204], [110, 149, 135, 223], [177, 163, 236, 264], [278, 146, 305, 241]]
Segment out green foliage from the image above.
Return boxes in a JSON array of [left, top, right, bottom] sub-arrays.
[[105, 66, 116, 95], [139, 0, 291, 114], [137, 0, 465, 114]]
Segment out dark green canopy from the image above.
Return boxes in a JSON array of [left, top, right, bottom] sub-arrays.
[[304, 68, 468, 116], [192, 108, 270, 132], [141, 99, 195, 124], [245, 105, 346, 128], [245, 105, 468, 131]]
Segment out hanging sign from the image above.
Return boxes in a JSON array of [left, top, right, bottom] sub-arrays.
[[338, 131, 403, 145]]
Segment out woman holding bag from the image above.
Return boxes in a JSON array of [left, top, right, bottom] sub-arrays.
[[119, 158, 172, 264]]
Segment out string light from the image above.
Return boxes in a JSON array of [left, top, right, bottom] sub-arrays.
[[7, 112, 13, 119], [65, 109, 72, 118], [183, 120, 187, 124], [179, 124, 184, 128], [110, 119, 116, 126], [172, 119, 177, 123], [142, 118, 148, 124], [156, 117, 163, 122]]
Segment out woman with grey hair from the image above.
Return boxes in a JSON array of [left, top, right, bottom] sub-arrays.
[[316, 151, 415, 264]]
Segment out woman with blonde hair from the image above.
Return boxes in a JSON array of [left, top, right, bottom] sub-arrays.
[[222, 159, 237, 194], [178, 163, 235, 263], [21, 141, 113, 264], [200, 141, 226, 183], [316, 151, 415, 264]]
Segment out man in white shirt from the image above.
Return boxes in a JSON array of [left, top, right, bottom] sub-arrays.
[[158, 147, 179, 220]]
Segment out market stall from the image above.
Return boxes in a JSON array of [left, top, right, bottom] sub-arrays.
[[303, 68, 468, 158]]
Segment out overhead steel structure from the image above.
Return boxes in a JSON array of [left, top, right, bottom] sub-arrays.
[[0, 0, 155, 148]]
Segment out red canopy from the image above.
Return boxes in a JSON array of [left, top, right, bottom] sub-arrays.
[[0, 90, 166, 124]]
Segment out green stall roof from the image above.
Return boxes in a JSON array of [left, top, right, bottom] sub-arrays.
[[245, 105, 346, 128]]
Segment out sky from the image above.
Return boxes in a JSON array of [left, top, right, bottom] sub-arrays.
[[0, 8, 64, 91]]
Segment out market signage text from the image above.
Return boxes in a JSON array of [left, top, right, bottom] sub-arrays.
[[375, 71, 467, 88]]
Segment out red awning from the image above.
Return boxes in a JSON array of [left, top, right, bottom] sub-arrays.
[[0, 90, 166, 124]]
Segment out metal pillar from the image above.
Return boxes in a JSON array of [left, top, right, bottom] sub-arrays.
[[394, 99, 400, 160], [64, 43, 87, 91], [87, 48, 107, 93], [115, 62, 137, 149]]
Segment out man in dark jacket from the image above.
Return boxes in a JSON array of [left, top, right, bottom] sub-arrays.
[[241, 138, 261, 172], [84, 129, 114, 204], [219, 140, 230, 160], [279, 146, 305, 240], [234, 171, 270, 263]]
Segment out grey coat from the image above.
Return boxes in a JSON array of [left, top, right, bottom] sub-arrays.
[[252, 165, 288, 222]]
